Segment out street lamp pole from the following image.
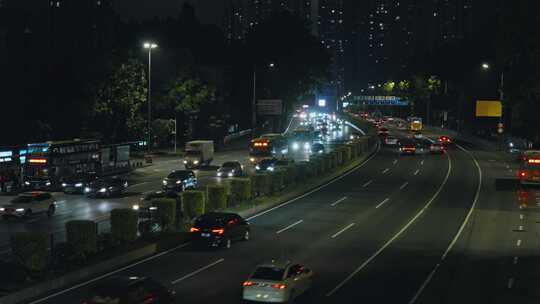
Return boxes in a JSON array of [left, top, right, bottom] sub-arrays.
[[252, 64, 257, 130], [143, 42, 158, 151]]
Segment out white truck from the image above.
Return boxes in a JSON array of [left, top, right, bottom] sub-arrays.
[[183, 140, 214, 169]]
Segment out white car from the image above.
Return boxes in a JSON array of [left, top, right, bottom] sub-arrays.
[[0, 192, 57, 219], [242, 260, 314, 303], [385, 136, 399, 145]]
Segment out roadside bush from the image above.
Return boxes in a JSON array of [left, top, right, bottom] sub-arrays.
[[343, 145, 352, 163], [207, 185, 227, 211], [111, 208, 138, 243], [295, 162, 312, 182], [283, 165, 297, 187], [182, 190, 205, 219], [252, 173, 271, 196], [66, 220, 97, 260], [270, 169, 285, 193], [230, 178, 252, 203], [10, 232, 49, 274], [330, 151, 339, 168], [153, 198, 177, 231]]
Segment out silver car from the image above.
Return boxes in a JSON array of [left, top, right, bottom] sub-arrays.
[[242, 260, 314, 303], [0, 192, 57, 219]]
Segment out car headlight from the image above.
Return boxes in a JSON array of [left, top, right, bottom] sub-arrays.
[[84, 187, 91, 193], [75, 183, 83, 187], [318, 150, 323, 153], [149, 206, 158, 211], [15, 208, 25, 212], [132, 204, 140, 211], [217, 172, 222, 177], [98, 188, 107, 193], [228, 172, 234, 177], [304, 143, 310, 150], [250, 158, 255, 162], [292, 143, 300, 150], [162, 180, 167, 185], [61, 183, 67, 187], [46, 182, 51, 186], [255, 165, 261, 170], [193, 160, 199, 164], [183, 160, 188, 164], [176, 180, 182, 184], [24, 181, 30, 186], [0, 208, 4, 212], [267, 167, 274, 172]]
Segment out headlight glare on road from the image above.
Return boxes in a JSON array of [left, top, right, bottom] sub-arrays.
[[75, 183, 83, 187], [303, 143, 310, 150]]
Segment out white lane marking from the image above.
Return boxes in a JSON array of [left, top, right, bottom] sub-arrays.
[[400, 182, 409, 190], [326, 149, 452, 298], [247, 144, 381, 221], [393, 159, 398, 165], [382, 168, 390, 174], [516, 239, 522, 247], [409, 143, 482, 304], [420, 160, 424, 166], [28, 243, 191, 304], [506, 165, 510, 169], [362, 180, 373, 188], [508, 277, 515, 289], [128, 181, 149, 188], [171, 258, 225, 284], [413, 169, 420, 175], [331, 223, 356, 239], [375, 198, 390, 209], [518, 225, 524, 231], [331, 197, 348, 207], [520, 214, 524, 220], [513, 256, 519, 265], [276, 220, 304, 234]]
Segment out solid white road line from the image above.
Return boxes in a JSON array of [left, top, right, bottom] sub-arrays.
[[331, 223, 356, 239], [413, 169, 420, 175], [513, 256, 519, 265], [326, 149, 452, 298], [520, 214, 524, 220], [331, 197, 348, 207], [382, 168, 390, 174], [408, 144, 483, 304], [516, 239, 522, 247], [171, 258, 225, 284], [247, 144, 381, 221], [420, 160, 424, 166], [375, 198, 390, 209], [393, 159, 398, 165], [400, 182, 409, 190], [28, 242, 191, 304], [276, 220, 304, 234], [362, 180, 373, 188], [508, 277, 515, 289]]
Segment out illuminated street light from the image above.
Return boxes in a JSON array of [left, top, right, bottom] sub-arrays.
[[143, 41, 158, 151], [481, 62, 490, 70]]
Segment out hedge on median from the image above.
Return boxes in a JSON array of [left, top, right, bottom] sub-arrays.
[[182, 190, 205, 219], [66, 220, 97, 259], [207, 184, 227, 211], [230, 178, 252, 204], [251, 173, 271, 197], [283, 165, 297, 187], [270, 169, 285, 194], [111, 208, 138, 243], [10, 232, 49, 273], [343, 145, 352, 163], [152, 198, 177, 231]]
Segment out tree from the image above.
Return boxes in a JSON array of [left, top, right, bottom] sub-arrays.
[[165, 77, 215, 113], [91, 57, 147, 142]]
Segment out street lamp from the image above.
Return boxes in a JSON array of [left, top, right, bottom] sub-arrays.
[[143, 42, 158, 151], [252, 62, 276, 130]]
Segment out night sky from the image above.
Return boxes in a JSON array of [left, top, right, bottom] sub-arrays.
[[114, 0, 226, 26]]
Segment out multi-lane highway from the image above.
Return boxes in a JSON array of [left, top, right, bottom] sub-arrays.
[[26, 123, 499, 304]]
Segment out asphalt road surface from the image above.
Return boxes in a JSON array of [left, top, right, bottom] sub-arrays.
[[30, 125, 510, 304]]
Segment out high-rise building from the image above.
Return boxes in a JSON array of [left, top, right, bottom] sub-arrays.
[[318, 0, 345, 96]]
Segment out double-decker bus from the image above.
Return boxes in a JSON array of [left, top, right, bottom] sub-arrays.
[[249, 134, 288, 164], [23, 140, 101, 190], [518, 151, 540, 185]]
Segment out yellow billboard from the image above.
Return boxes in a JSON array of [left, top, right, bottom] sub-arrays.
[[476, 100, 502, 117]]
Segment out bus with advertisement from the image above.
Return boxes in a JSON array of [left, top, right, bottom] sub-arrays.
[[249, 134, 288, 164], [518, 151, 540, 185]]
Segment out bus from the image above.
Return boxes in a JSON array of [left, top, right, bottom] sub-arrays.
[[23, 140, 101, 190], [518, 151, 540, 185], [249, 134, 288, 164], [289, 128, 315, 152]]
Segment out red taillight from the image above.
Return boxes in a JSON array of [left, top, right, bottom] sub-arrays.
[[243, 281, 255, 287], [142, 293, 155, 304], [211, 228, 224, 235], [190, 227, 200, 233], [272, 283, 287, 289], [519, 171, 527, 178]]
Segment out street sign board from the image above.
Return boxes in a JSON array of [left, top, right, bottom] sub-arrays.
[[476, 100, 502, 117], [349, 95, 409, 106], [257, 99, 283, 115]]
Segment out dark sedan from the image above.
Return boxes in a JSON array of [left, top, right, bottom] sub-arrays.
[[23, 177, 53, 191], [84, 177, 128, 198], [217, 161, 243, 178], [190, 212, 250, 249], [162, 170, 197, 192], [82, 276, 175, 304], [61, 172, 98, 194], [255, 158, 278, 172]]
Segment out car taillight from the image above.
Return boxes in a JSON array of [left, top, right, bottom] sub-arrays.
[[211, 228, 224, 235], [190, 227, 200, 232], [519, 171, 527, 178], [142, 293, 155, 304], [243, 281, 255, 287], [272, 283, 287, 289]]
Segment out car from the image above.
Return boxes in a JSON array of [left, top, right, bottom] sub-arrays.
[[399, 140, 417, 155], [61, 172, 98, 194], [242, 260, 314, 303], [23, 177, 53, 191], [82, 276, 175, 304], [217, 161, 243, 178], [429, 142, 445, 154], [311, 143, 325, 154], [255, 158, 279, 172], [412, 131, 423, 139], [274, 159, 295, 168], [162, 170, 197, 192], [85, 177, 128, 198], [0, 192, 56, 219], [378, 127, 389, 137], [190, 212, 250, 248], [384, 136, 399, 145], [437, 135, 453, 145]]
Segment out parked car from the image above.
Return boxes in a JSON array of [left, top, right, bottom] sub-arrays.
[[82, 276, 176, 304], [61, 172, 98, 194], [242, 260, 314, 303], [217, 161, 243, 178], [162, 170, 197, 192], [190, 212, 250, 248], [85, 177, 128, 198], [255, 158, 279, 172], [0, 192, 56, 219]]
